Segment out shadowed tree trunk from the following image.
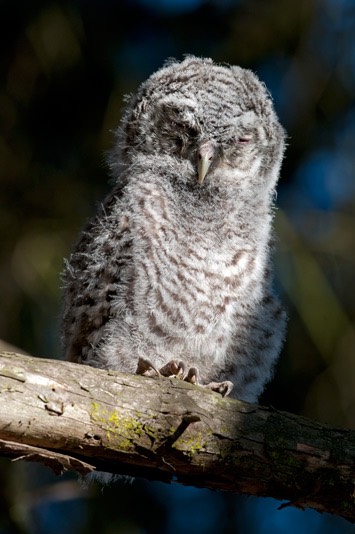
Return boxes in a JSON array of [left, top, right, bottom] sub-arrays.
[[0, 351, 354, 522]]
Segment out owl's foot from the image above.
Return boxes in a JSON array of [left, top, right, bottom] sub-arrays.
[[183, 367, 233, 397], [136, 358, 233, 397], [136, 357, 185, 378], [204, 380, 234, 397]]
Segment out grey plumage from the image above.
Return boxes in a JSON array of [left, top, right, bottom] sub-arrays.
[[61, 56, 286, 403]]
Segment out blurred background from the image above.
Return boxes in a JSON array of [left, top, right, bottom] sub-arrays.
[[1, 0, 354, 532]]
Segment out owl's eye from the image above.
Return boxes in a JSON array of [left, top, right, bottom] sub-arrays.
[[237, 135, 252, 144], [227, 134, 253, 146], [170, 123, 199, 153], [185, 125, 199, 140], [170, 118, 199, 140]]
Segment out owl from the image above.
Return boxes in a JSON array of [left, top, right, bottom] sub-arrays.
[[61, 56, 286, 403]]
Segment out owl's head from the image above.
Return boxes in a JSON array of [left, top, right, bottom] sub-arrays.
[[115, 56, 285, 194]]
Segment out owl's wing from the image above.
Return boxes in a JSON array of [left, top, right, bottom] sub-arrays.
[[61, 182, 132, 364]]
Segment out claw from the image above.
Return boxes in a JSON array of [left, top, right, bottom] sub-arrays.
[[184, 367, 199, 385], [204, 380, 234, 397], [136, 357, 160, 377], [159, 360, 185, 378]]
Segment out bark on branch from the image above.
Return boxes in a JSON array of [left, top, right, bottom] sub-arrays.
[[0, 351, 354, 522]]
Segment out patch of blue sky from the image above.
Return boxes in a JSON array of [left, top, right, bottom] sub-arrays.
[[115, 33, 178, 80], [239, 496, 354, 534], [293, 149, 355, 211], [255, 56, 301, 127], [147, 484, 354, 534]]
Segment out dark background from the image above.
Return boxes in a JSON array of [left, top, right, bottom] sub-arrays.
[[1, 0, 354, 532]]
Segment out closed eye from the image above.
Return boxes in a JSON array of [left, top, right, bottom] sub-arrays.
[[237, 135, 253, 144], [185, 125, 199, 139]]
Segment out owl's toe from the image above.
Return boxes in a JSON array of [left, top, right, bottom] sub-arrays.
[[204, 380, 234, 397], [184, 367, 199, 385], [159, 359, 185, 378], [183, 369, 233, 397], [136, 357, 160, 377]]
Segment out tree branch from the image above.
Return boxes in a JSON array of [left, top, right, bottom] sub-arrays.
[[0, 351, 354, 522]]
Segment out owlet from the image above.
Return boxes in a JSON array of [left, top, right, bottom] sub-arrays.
[[61, 56, 286, 403]]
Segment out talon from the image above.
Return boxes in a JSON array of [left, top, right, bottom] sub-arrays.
[[136, 357, 160, 377], [159, 360, 185, 378], [184, 367, 199, 385], [204, 380, 234, 397]]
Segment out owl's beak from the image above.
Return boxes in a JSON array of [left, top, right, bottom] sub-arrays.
[[197, 142, 215, 184]]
